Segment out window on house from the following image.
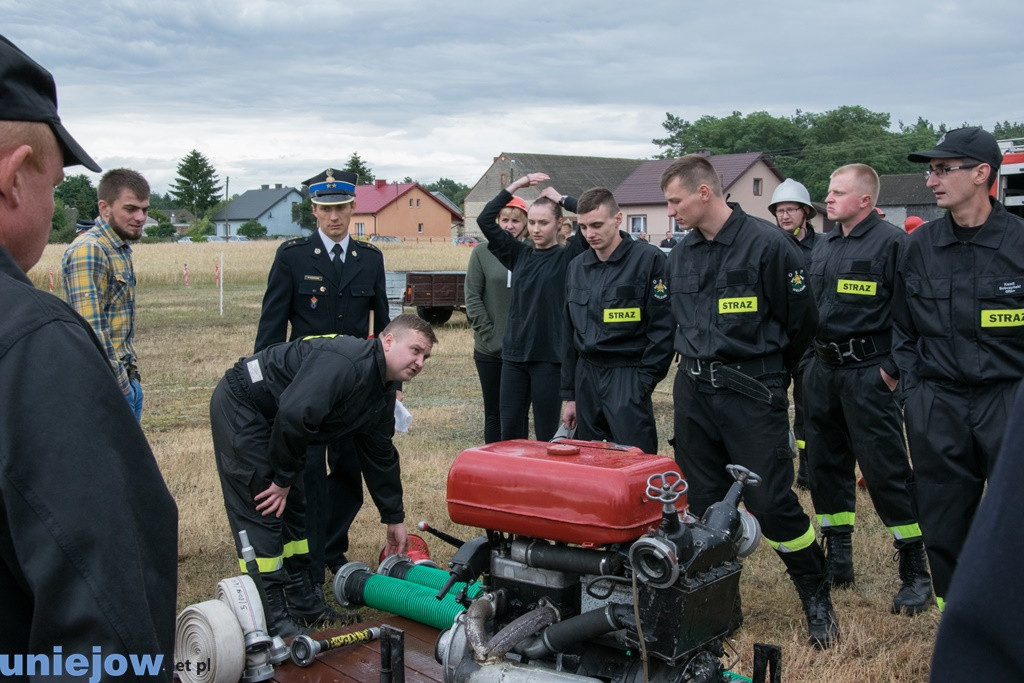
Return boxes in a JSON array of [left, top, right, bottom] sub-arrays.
[[409, 199, 413, 207], [753, 178, 763, 196], [416, 198, 420, 208], [500, 173, 508, 186], [356, 222, 365, 237], [418, 223, 424, 234], [629, 215, 647, 233]]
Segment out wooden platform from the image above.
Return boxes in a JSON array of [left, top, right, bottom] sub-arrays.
[[271, 617, 443, 682]]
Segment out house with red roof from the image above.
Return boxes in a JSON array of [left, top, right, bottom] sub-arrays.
[[351, 179, 463, 241], [613, 153, 785, 237]]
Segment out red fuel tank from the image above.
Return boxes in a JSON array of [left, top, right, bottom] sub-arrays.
[[446, 439, 688, 546]]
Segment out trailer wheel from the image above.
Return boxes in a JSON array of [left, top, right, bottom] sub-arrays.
[[416, 306, 454, 325]]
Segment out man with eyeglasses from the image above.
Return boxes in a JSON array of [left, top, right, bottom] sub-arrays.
[[803, 164, 931, 616], [768, 179, 819, 490], [894, 127, 1024, 613]]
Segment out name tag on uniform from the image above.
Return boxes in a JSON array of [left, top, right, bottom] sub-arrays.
[[837, 279, 877, 295], [604, 307, 641, 322], [246, 359, 263, 383], [718, 297, 757, 313], [981, 309, 1024, 327], [304, 274, 324, 281]]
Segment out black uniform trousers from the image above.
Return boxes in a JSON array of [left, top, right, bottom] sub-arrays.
[[803, 358, 919, 537], [904, 378, 1019, 600], [211, 379, 309, 575], [303, 439, 364, 577], [574, 360, 658, 454], [673, 371, 824, 579]]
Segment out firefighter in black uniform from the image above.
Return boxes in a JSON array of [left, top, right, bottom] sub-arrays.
[[661, 155, 839, 649], [767, 178, 819, 489], [0, 35, 177, 677], [895, 127, 1024, 611], [806, 163, 931, 615], [254, 169, 391, 588], [560, 188, 673, 454], [211, 314, 435, 636]]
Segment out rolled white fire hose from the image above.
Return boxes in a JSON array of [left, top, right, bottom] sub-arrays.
[[174, 600, 245, 683]]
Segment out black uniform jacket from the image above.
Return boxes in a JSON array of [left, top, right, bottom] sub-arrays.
[[562, 232, 674, 398], [230, 335, 403, 523], [808, 212, 905, 377], [893, 199, 1024, 392], [669, 204, 817, 372], [791, 225, 817, 271], [254, 232, 390, 352], [477, 190, 588, 363], [0, 247, 177, 677]]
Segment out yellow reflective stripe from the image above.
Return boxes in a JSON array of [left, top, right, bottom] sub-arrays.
[[836, 279, 877, 296], [818, 512, 856, 528], [283, 538, 310, 558], [302, 333, 341, 340], [765, 523, 816, 553], [238, 555, 283, 573], [603, 307, 641, 322], [795, 439, 806, 449], [718, 297, 757, 314], [981, 309, 1024, 327], [936, 596, 945, 612], [888, 523, 922, 540]]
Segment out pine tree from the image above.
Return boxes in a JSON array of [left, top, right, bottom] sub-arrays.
[[171, 150, 223, 216], [343, 152, 374, 183]]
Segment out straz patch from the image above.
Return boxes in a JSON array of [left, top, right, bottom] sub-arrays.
[[604, 308, 641, 322], [652, 278, 668, 301], [837, 279, 877, 296], [981, 309, 1024, 327], [718, 297, 757, 314], [788, 269, 807, 293]]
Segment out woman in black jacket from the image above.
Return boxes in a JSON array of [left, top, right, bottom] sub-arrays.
[[476, 172, 585, 441]]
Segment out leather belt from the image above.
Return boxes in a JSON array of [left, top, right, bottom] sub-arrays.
[[685, 356, 785, 407], [812, 333, 890, 365]]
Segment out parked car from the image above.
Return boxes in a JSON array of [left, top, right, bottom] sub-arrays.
[[228, 235, 250, 242], [176, 236, 193, 243], [205, 235, 226, 242], [369, 235, 401, 243], [453, 236, 479, 246]]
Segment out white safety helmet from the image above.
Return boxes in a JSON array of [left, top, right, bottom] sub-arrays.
[[768, 178, 816, 219]]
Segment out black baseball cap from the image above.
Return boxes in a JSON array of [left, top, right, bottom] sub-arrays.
[[907, 126, 1002, 170], [0, 35, 101, 172]]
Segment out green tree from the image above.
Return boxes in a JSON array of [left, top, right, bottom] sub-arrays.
[[186, 216, 216, 239], [238, 219, 268, 240], [993, 121, 1024, 139], [292, 195, 316, 232], [426, 177, 471, 210], [343, 152, 374, 183], [146, 221, 176, 240], [171, 150, 223, 217], [55, 174, 98, 223], [49, 198, 75, 243]]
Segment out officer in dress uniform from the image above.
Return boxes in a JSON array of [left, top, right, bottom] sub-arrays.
[[254, 169, 391, 588]]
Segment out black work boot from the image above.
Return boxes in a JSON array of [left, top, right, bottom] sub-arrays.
[[795, 448, 809, 490], [823, 530, 854, 588], [262, 571, 311, 639], [792, 576, 840, 649], [285, 569, 359, 628], [892, 540, 933, 616]]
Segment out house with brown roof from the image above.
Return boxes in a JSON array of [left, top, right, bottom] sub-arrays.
[[463, 152, 645, 237], [349, 179, 463, 241], [877, 173, 941, 228], [614, 153, 785, 236]]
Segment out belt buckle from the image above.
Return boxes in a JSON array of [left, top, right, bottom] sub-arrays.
[[689, 359, 722, 388], [842, 339, 864, 362], [826, 342, 844, 365]]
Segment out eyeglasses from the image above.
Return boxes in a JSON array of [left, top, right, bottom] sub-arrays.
[[775, 207, 804, 216], [925, 163, 980, 179]]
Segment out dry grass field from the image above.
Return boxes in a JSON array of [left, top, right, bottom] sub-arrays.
[[28, 241, 938, 682]]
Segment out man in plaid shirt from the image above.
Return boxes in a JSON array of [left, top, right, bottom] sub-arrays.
[[61, 169, 150, 419]]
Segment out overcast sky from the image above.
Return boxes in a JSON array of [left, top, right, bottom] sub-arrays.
[[4, 1, 1022, 196]]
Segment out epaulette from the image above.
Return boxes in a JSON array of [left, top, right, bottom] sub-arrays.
[[356, 240, 382, 254], [281, 236, 310, 249]]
